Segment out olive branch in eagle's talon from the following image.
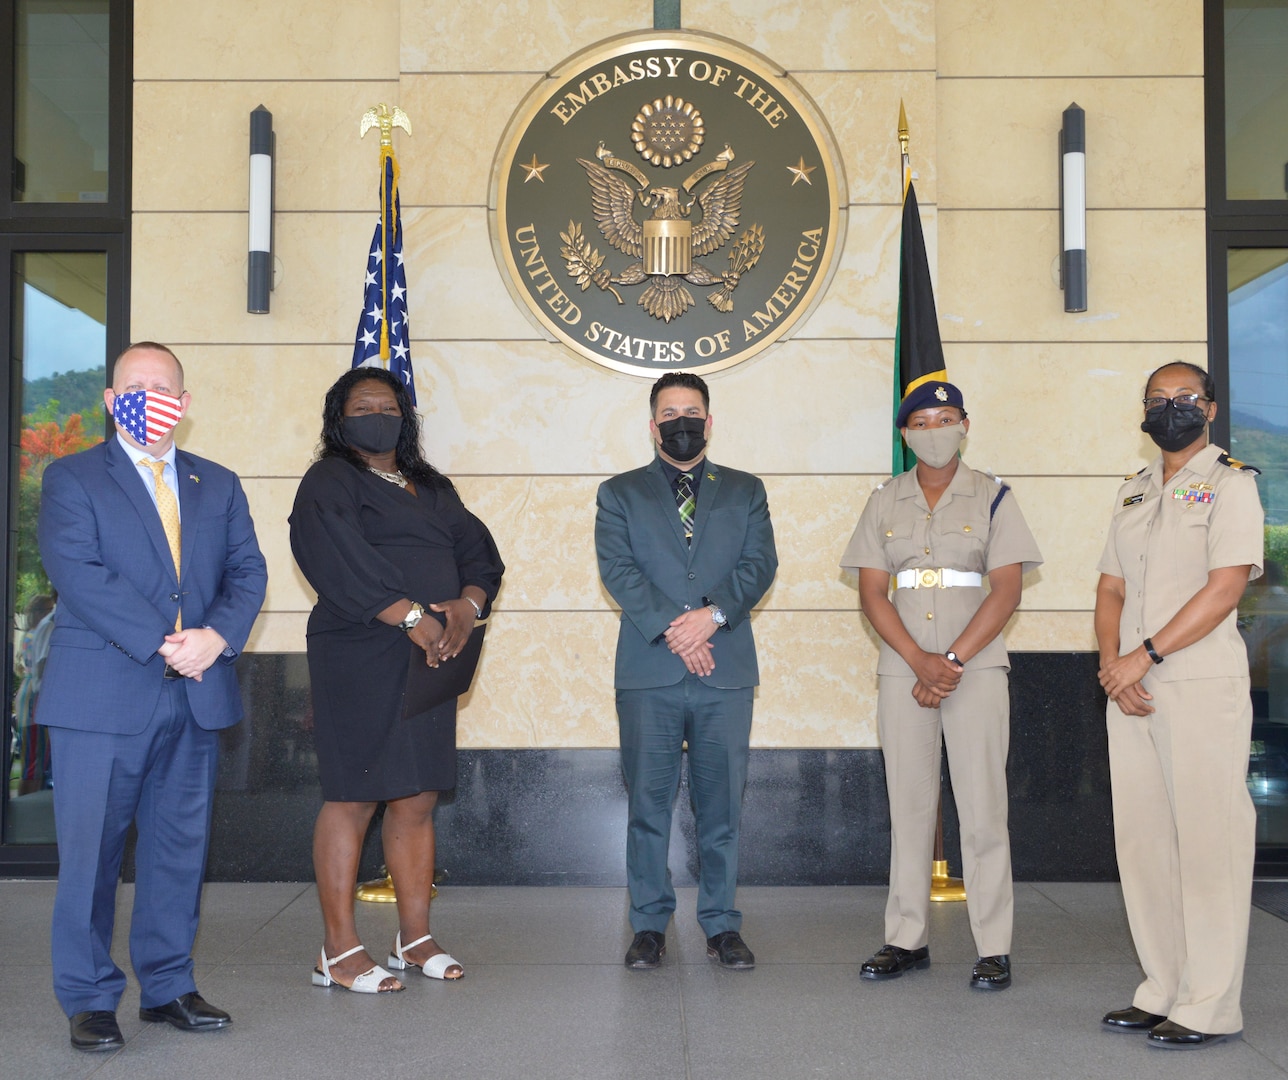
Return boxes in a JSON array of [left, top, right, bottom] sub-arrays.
[[707, 223, 764, 313], [559, 221, 624, 303]]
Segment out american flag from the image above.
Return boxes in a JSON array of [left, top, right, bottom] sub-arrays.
[[352, 150, 416, 404], [113, 390, 183, 446]]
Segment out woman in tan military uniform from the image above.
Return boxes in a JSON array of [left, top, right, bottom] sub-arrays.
[[841, 381, 1042, 991], [1096, 362, 1262, 1049]]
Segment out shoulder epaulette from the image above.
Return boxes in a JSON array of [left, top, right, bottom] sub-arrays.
[[874, 475, 895, 492], [1218, 452, 1261, 475], [1124, 466, 1146, 480]]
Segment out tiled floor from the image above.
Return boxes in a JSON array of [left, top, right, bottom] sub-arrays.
[[2, 881, 1287, 1079]]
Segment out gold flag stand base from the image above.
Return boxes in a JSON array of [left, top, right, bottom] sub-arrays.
[[929, 859, 966, 903], [355, 870, 437, 903]]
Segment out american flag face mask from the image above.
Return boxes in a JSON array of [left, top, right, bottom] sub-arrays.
[[111, 390, 184, 445]]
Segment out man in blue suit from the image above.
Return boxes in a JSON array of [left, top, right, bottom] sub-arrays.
[[596, 372, 777, 970], [36, 342, 267, 1052]]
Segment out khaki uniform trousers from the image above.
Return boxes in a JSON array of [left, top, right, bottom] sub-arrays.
[[1107, 676, 1255, 1035], [878, 667, 1013, 957]]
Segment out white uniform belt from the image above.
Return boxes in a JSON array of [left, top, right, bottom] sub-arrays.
[[895, 568, 983, 590]]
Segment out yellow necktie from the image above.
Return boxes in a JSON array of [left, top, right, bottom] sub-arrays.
[[141, 457, 182, 629]]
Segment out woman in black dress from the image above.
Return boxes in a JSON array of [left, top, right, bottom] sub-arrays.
[[290, 368, 503, 993]]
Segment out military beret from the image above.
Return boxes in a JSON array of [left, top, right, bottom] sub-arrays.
[[895, 380, 965, 429]]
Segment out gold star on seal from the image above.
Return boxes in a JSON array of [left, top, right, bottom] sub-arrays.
[[786, 156, 816, 186], [518, 154, 550, 183]]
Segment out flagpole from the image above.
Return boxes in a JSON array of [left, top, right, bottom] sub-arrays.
[[896, 101, 966, 905]]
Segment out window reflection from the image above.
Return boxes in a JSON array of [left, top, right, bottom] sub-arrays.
[[5, 252, 105, 844], [1230, 248, 1288, 850], [13, 0, 111, 203]]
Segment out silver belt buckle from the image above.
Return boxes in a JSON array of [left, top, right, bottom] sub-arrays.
[[916, 568, 942, 590]]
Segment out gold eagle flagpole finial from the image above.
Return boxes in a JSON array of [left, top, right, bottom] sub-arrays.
[[357, 104, 412, 365]]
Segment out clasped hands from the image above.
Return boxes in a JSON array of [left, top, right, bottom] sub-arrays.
[[910, 650, 963, 709], [157, 627, 228, 681], [665, 609, 719, 677], [1098, 647, 1155, 716], [408, 598, 477, 669]]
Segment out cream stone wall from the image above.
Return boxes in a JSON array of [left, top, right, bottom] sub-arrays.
[[130, 0, 1207, 749]]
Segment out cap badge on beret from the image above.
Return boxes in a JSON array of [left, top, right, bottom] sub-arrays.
[[935, 387, 948, 401]]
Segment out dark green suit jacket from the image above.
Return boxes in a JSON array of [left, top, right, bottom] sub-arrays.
[[595, 457, 777, 690]]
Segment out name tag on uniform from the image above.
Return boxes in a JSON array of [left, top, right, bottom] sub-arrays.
[[1123, 493, 1145, 506], [1172, 482, 1215, 503]]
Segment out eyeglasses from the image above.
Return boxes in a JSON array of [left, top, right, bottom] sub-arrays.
[[1142, 394, 1210, 411]]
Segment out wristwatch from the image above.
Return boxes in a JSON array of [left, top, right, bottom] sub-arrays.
[[398, 602, 425, 632], [708, 604, 727, 627], [945, 650, 962, 666]]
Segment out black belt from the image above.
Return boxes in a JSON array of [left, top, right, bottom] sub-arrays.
[[163, 664, 185, 680]]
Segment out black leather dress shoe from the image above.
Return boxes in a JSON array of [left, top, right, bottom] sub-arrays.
[[69, 1010, 123, 1052], [706, 930, 755, 969], [1102, 1005, 1168, 1031], [625, 930, 666, 969], [970, 954, 1011, 990], [1147, 1019, 1239, 1049], [138, 992, 231, 1032], [860, 944, 930, 980]]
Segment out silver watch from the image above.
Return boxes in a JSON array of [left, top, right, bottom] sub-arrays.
[[708, 604, 727, 627], [398, 602, 425, 632]]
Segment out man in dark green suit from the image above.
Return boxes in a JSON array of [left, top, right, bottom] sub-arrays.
[[595, 372, 777, 970]]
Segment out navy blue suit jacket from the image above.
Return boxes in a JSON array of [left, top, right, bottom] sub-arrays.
[[35, 437, 267, 734], [595, 457, 777, 690]]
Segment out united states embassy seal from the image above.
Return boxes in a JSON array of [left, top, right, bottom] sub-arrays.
[[490, 31, 847, 376]]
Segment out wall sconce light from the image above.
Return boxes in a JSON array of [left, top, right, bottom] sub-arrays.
[[247, 105, 274, 314], [1060, 102, 1086, 313]]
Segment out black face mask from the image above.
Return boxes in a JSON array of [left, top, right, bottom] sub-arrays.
[[1141, 400, 1208, 453], [343, 413, 402, 455], [657, 416, 708, 461]]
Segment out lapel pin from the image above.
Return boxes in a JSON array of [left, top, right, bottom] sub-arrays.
[[706, 472, 716, 481], [189, 474, 200, 483]]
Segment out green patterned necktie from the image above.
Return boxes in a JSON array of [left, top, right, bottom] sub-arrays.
[[676, 472, 695, 544]]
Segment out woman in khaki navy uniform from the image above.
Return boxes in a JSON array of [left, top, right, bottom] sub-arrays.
[[841, 381, 1042, 991], [1096, 362, 1262, 1049]]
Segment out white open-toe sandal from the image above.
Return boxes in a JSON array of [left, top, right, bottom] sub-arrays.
[[312, 945, 403, 992], [387, 931, 463, 980]]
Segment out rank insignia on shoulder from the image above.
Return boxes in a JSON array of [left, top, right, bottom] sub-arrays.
[[1218, 452, 1261, 475], [1123, 493, 1145, 506], [1123, 466, 1147, 480]]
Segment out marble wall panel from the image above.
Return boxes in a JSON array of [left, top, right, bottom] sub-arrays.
[[398, 73, 547, 207], [402, 206, 545, 341], [1004, 610, 1098, 652], [131, 212, 377, 345], [756, 475, 866, 612], [936, 0, 1203, 78], [242, 479, 313, 614], [802, 203, 911, 341], [244, 611, 310, 654], [936, 209, 1207, 343], [452, 475, 606, 611], [133, 81, 401, 214], [796, 70, 936, 208], [753, 611, 879, 748], [1002, 475, 1127, 611], [937, 77, 1206, 211], [400, 0, 652, 74], [412, 337, 893, 477], [683, 0, 936, 73], [135, 0, 400, 81], [945, 342, 1211, 478], [175, 344, 350, 480]]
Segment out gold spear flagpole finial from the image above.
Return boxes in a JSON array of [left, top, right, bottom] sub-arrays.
[[898, 100, 911, 196], [360, 103, 412, 147]]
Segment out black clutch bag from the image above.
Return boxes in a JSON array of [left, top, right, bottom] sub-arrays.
[[401, 623, 487, 716]]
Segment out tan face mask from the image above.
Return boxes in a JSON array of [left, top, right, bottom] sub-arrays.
[[904, 423, 966, 468]]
